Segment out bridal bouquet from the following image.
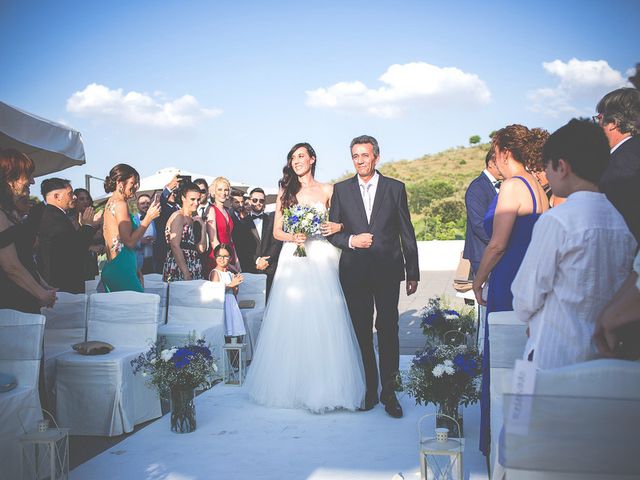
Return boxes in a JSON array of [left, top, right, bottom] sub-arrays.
[[283, 204, 326, 257], [131, 338, 219, 396]]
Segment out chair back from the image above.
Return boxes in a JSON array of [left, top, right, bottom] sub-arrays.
[[144, 273, 164, 283], [85, 278, 99, 295], [42, 292, 87, 346], [488, 311, 527, 369], [238, 273, 266, 310], [0, 309, 45, 389], [167, 280, 225, 328], [144, 281, 168, 324], [87, 292, 160, 347]]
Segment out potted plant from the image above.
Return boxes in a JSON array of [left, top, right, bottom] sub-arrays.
[[131, 338, 218, 433]]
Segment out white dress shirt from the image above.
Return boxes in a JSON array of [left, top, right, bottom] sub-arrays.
[[348, 172, 379, 249], [512, 191, 637, 369], [483, 169, 500, 193], [610, 135, 632, 154]]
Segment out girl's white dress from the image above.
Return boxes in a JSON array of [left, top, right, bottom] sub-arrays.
[[245, 204, 365, 412], [214, 269, 246, 337]]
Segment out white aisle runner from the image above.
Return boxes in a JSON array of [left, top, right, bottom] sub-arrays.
[[71, 358, 488, 479]]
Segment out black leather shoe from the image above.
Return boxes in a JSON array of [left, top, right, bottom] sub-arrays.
[[382, 394, 403, 418], [358, 397, 379, 411]]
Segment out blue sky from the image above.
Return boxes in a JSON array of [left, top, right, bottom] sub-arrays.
[[1, 0, 638, 196]]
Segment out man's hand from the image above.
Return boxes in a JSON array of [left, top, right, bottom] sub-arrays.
[[166, 175, 179, 192], [406, 280, 418, 296], [256, 256, 270, 271], [351, 233, 373, 249], [81, 207, 99, 227]]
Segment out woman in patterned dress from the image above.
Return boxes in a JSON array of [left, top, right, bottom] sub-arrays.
[[163, 181, 208, 282]]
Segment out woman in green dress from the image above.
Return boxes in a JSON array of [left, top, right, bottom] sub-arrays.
[[101, 164, 160, 292]]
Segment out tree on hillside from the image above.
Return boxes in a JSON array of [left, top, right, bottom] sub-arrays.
[[469, 135, 481, 145], [406, 180, 455, 214], [489, 130, 497, 139]]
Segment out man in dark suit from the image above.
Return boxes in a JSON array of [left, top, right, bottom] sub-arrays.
[[329, 135, 420, 418], [463, 150, 502, 276], [237, 187, 282, 298], [153, 175, 180, 273], [36, 178, 100, 293], [596, 87, 640, 242]]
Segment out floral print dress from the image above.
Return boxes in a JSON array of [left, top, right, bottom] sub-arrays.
[[163, 220, 203, 282]]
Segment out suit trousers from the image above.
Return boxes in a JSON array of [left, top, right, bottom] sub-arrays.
[[342, 274, 400, 402]]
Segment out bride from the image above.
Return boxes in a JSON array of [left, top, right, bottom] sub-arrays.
[[245, 142, 366, 412]]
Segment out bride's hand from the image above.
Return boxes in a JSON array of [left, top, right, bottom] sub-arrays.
[[293, 233, 307, 246], [320, 221, 342, 236]]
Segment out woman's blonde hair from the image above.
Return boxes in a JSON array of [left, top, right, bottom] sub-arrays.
[[211, 176, 230, 190]]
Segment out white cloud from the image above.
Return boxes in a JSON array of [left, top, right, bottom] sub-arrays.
[[66, 83, 222, 128], [527, 59, 630, 117], [305, 62, 491, 118]]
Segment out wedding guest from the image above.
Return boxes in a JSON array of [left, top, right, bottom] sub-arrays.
[[37, 178, 101, 293], [153, 175, 180, 273], [209, 243, 246, 341], [102, 164, 161, 292], [230, 190, 247, 221], [238, 187, 282, 297], [72, 188, 104, 280], [472, 124, 549, 458], [593, 251, 640, 359], [243, 197, 252, 218], [204, 176, 238, 276], [0, 148, 56, 312], [163, 182, 207, 282], [193, 178, 211, 219], [512, 119, 636, 369], [134, 194, 156, 274], [595, 87, 640, 241], [463, 149, 502, 277]]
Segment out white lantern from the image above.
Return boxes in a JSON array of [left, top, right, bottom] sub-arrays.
[[222, 341, 247, 385], [19, 410, 69, 480], [418, 413, 464, 480]]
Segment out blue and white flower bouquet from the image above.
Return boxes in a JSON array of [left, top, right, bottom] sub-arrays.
[[282, 204, 327, 257]]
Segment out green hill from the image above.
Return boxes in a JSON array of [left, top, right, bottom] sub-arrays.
[[336, 143, 491, 240]]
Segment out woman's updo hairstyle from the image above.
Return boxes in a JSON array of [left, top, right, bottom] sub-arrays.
[[279, 142, 316, 211], [491, 125, 549, 172], [104, 163, 140, 193]]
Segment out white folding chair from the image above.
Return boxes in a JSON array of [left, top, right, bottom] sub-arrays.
[[158, 280, 225, 357], [41, 292, 88, 404], [144, 281, 168, 324], [0, 309, 46, 480], [237, 273, 267, 356], [501, 359, 640, 479], [55, 292, 161, 436], [488, 310, 527, 471], [144, 273, 164, 283]]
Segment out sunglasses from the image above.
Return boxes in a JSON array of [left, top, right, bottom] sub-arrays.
[[200, 189, 207, 194], [251, 198, 265, 204]]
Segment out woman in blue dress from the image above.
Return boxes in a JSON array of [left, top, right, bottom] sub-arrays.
[[471, 125, 550, 458], [102, 164, 161, 292]]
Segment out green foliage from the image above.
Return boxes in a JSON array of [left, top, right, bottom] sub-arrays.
[[459, 159, 467, 165], [407, 180, 455, 214], [421, 215, 466, 241], [489, 130, 497, 139], [428, 198, 465, 224], [469, 135, 481, 145]]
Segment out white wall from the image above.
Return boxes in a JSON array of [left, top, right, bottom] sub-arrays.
[[417, 240, 464, 271]]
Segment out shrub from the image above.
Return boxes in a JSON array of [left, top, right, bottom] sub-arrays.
[[407, 180, 455, 214], [429, 198, 465, 224], [469, 135, 481, 145]]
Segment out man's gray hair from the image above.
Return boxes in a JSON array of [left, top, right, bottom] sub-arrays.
[[596, 87, 640, 136], [350, 135, 380, 157]]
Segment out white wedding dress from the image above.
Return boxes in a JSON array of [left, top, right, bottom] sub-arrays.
[[245, 204, 365, 412]]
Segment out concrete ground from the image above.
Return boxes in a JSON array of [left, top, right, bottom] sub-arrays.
[[70, 269, 464, 470]]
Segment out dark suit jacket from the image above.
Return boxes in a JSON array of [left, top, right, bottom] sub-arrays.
[[462, 171, 497, 275], [153, 187, 179, 270], [600, 135, 640, 242], [37, 204, 96, 293], [328, 173, 419, 285], [237, 212, 282, 276]]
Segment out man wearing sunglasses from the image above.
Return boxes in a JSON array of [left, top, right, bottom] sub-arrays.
[[237, 187, 282, 298]]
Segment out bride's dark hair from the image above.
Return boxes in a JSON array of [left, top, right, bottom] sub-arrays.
[[279, 142, 316, 211]]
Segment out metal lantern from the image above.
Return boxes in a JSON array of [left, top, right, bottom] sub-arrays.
[[418, 413, 464, 480], [222, 341, 247, 385], [19, 410, 69, 480]]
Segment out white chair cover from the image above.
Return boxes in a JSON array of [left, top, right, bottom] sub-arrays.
[[488, 310, 527, 471], [144, 281, 168, 324], [0, 309, 45, 480], [144, 273, 164, 283], [159, 280, 225, 357], [41, 292, 88, 404], [55, 292, 161, 436], [85, 278, 99, 295], [237, 273, 266, 356], [501, 359, 640, 479]]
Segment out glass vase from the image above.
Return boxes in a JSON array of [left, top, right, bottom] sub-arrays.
[[170, 386, 196, 433], [436, 400, 463, 438]]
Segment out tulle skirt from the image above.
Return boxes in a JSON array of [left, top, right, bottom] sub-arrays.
[[245, 238, 366, 412]]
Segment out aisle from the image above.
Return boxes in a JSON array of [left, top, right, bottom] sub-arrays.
[[71, 358, 488, 479]]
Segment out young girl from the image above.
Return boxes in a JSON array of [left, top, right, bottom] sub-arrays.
[[209, 243, 246, 341]]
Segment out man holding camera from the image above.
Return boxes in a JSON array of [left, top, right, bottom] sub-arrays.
[[153, 175, 181, 273]]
